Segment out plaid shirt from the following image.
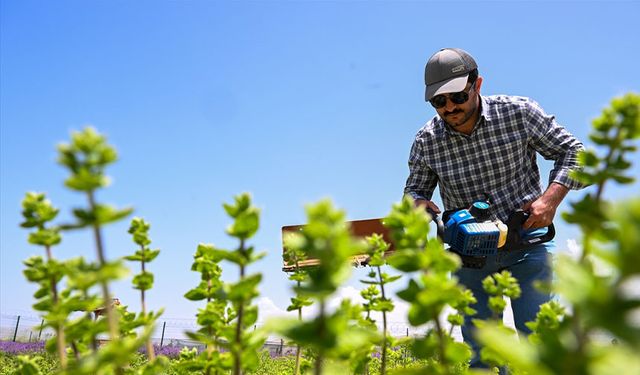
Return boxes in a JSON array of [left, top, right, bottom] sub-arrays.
[[404, 95, 585, 222]]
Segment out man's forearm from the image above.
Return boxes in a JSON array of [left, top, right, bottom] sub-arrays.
[[541, 182, 570, 209], [522, 182, 570, 229]]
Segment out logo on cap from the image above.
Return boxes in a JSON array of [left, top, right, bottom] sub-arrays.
[[452, 65, 465, 73]]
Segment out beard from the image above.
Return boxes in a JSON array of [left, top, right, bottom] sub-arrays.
[[441, 98, 480, 129], [443, 106, 477, 128]]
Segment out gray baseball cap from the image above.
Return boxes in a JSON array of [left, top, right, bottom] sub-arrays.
[[425, 48, 478, 101]]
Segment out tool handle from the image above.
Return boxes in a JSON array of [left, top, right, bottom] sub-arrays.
[[505, 210, 555, 251], [426, 209, 445, 240]]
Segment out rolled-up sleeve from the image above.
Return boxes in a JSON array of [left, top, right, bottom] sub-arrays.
[[524, 100, 586, 190], [404, 138, 439, 200]]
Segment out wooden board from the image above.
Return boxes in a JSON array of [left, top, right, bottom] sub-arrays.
[[281, 218, 395, 272]]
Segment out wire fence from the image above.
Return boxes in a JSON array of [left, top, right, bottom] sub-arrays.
[[0, 313, 434, 356]]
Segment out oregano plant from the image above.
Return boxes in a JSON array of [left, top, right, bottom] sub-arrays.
[[20, 192, 66, 369], [359, 233, 401, 375], [474, 93, 640, 374], [18, 127, 162, 375], [11, 94, 638, 374], [57, 127, 133, 346], [276, 200, 376, 375], [124, 217, 167, 373], [183, 194, 266, 375], [474, 270, 521, 371], [218, 193, 267, 375], [182, 243, 232, 375], [283, 234, 314, 375], [385, 196, 473, 374]]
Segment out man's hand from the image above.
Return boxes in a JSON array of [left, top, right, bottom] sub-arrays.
[[522, 183, 569, 229], [414, 199, 441, 215]]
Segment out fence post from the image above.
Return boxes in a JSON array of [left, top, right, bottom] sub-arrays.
[[13, 316, 21, 342], [159, 321, 167, 348], [38, 319, 44, 341]]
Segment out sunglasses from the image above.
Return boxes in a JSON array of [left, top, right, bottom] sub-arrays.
[[429, 81, 476, 109]]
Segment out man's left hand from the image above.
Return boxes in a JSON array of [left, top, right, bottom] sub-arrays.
[[522, 198, 556, 229], [522, 183, 569, 229]]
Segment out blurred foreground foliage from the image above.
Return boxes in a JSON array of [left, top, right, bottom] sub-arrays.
[[9, 92, 639, 375]]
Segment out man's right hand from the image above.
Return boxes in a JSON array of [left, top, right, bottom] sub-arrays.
[[414, 199, 441, 215]]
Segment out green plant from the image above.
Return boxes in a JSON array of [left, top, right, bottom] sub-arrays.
[[283, 232, 313, 375], [124, 217, 167, 373], [20, 192, 66, 369], [275, 200, 376, 375], [19, 128, 161, 375], [182, 194, 267, 375], [57, 127, 133, 345], [360, 234, 402, 375], [14, 93, 639, 375], [181, 243, 232, 375], [384, 196, 475, 374], [474, 270, 521, 371], [218, 194, 267, 375], [474, 93, 640, 374]]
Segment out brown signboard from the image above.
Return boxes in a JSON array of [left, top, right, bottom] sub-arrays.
[[281, 218, 394, 272]]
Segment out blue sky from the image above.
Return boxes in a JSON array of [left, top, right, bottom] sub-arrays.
[[1, 0, 639, 327]]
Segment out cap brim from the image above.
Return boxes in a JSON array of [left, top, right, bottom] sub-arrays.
[[425, 74, 469, 101]]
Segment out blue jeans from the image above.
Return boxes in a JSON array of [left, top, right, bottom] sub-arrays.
[[454, 241, 553, 369]]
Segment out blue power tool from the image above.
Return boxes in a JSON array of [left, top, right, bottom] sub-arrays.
[[431, 201, 555, 269]]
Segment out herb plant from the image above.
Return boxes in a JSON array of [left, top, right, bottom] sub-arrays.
[[474, 93, 640, 374], [360, 234, 401, 375], [11, 93, 639, 375], [283, 232, 313, 375], [384, 196, 474, 374], [276, 200, 376, 375]]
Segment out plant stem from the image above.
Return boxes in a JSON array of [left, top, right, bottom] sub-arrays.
[[433, 315, 448, 368], [87, 191, 124, 375], [140, 256, 155, 361], [44, 244, 67, 369], [234, 239, 246, 375], [376, 266, 388, 375], [294, 259, 302, 375], [314, 300, 326, 375], [70, 342, 81, 360], [86, 289, 99, 353], [206, 278, 213, 375], [87, 191, 119, 342]]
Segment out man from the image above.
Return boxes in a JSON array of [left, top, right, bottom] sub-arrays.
[[404, 47, 585, 368]]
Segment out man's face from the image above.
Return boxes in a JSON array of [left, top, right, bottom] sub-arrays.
[[433, 78, 482, 129]]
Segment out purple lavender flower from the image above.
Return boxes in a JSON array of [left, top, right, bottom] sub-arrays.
[[0, 341, 46, 354]]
